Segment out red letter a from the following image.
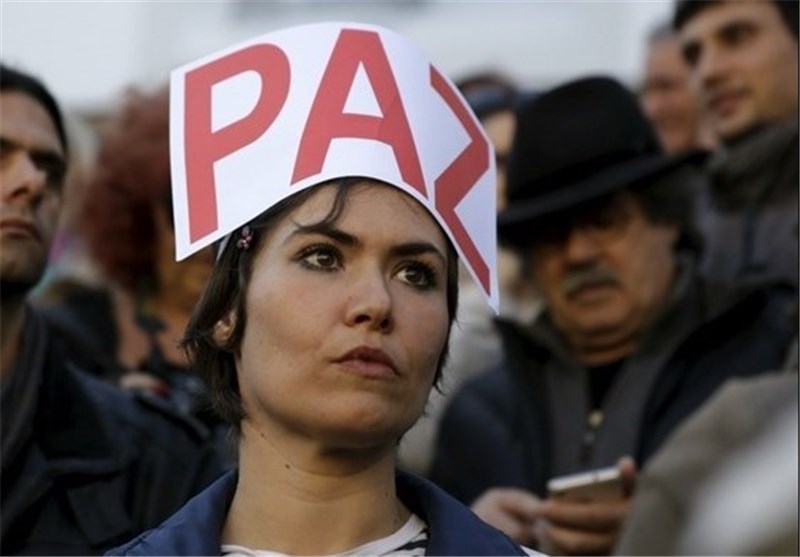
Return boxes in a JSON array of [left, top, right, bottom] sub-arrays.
[[291, 29, 425, 198]]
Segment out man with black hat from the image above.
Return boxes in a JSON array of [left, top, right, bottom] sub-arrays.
[[674, 0, 798, 288], [430, 76, 794, 554], [0, 63, 223, 555]]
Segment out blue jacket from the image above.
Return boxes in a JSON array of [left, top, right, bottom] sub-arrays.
[[107, 470, 527, 556]]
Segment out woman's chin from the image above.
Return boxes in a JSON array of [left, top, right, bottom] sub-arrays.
[[312, 410, 419, 453]]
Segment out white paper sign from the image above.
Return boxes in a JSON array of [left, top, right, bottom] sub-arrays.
[[170, 21, 498, 311]]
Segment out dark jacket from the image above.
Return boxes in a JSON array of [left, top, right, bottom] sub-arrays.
[[1, 308, 224, 555], [107, 470, 528, 556], [430, 266, 795, 504], [40, 283, 233, 466], [41, 283, 214, 420], [699, 120, 798, 288]]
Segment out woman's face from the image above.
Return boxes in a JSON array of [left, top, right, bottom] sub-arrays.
[[233, 180, 450, 451]]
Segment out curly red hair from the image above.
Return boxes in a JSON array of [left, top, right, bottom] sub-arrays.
[[82, 86, 171, 292]]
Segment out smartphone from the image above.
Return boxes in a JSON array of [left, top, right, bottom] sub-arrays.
[[547, 466, 624, 502]]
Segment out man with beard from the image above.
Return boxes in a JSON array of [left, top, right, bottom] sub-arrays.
[[430, 77, 794, 555], [0, 64, 222, 555]]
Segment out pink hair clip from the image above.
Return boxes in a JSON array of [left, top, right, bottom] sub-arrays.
[[236, 225, 253, 251]]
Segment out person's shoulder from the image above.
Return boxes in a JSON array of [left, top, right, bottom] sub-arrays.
[[522, 546, 546, 556], [76, 368, 213, 449], [698, 274, 795, 325], [705, 372, 798, 419], [397, 471, 530, 556], [451, 363, 513, 410], [436, 365, 519, 460], [105, 471, 237, 556]]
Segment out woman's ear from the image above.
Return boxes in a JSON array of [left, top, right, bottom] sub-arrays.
[[212, 310, 237, 348]]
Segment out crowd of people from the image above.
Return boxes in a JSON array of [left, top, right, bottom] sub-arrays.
[[1, 1, 797, 555]]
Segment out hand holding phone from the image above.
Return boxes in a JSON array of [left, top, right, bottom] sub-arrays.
[[547, 465, 625, 502]]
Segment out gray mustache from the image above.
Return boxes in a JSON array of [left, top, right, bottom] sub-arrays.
[[562, 267, 620, 297]]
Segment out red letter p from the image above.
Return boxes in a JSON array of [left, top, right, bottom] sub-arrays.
[[184, 44, 290, 242]]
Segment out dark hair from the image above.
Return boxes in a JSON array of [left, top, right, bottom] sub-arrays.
[[0, 63, 68, 155], [673, 1, 799, 39], [456, 71, 520, 121], [648, 20, 678, 43], [81, 87, 171, 292], [630, 164, 704, 254], [182, 179, 460, 429]]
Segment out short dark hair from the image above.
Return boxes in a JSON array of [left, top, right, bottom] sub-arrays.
[[673, 0, 799, 39], [182, 178, 460, 429], [631, 164, 704, 255], [456, 71, 520, 121], [0, 63, 69, 155], [648, 21, 678, 44]]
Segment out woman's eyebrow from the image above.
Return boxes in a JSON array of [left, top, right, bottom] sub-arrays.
[[284, 222, 360, 247], [391, 242, 447, 267], [284, 222, 447, 264]]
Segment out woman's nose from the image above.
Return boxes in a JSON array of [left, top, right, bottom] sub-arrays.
[[344, 269, 394, 333]]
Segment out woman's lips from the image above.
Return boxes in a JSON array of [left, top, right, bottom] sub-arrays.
[[334, 346, 398, 380]]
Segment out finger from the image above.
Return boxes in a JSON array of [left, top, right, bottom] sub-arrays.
[[539, 520, 618, 556], [472, 506, 537, 545], [473, 488, 541, 520], [498, 518, 538, 547], [494, 488, 542, 519], [540, 498, 631, 531], [120, 372, 170, 395], [617, 456, 638, 496]]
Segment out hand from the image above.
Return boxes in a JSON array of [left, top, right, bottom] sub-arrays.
[[537, 457, 637, 555], [471, 487, 542, 546], [119, 371, 170, 397]]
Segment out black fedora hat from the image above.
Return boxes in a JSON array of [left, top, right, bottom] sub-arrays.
[[498, 76, 705, 246]]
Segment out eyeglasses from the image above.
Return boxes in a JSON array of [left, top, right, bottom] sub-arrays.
[[531, 195, 635, 251]]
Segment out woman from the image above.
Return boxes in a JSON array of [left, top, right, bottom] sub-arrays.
[[109, 178, 529, 555], [108, 22, 533, 556]]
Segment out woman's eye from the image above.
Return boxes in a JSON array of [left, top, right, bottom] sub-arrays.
[[299, 245, 341, 271], [396, 262, 437, 290]]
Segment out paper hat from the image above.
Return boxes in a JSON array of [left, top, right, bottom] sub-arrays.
[[170, 21, 498, 311]]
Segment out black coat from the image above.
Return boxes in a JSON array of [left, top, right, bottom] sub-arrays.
[[430, 271, 795, 504], [1, 308, 225, 555]]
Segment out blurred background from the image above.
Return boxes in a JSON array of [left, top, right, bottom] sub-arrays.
[[2, 0, 673, 117]]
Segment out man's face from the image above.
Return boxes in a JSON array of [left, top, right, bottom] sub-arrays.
[[679, 1, 799, 141], [641, 35, 706, 153], [0, 91, 66, 295], [529, 193, 678, 362]]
